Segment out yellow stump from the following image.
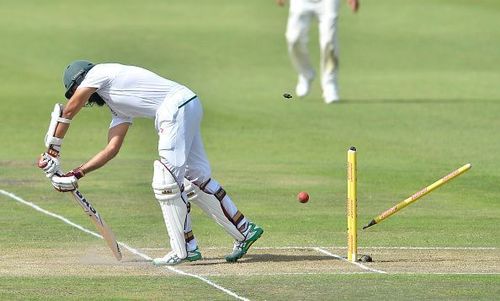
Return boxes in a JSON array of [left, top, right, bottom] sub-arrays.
[[363, 163, 472, 229], [347, 146, 357, 262]]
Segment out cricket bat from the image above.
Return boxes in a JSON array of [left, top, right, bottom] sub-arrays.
[[70, 189, 122, 261]]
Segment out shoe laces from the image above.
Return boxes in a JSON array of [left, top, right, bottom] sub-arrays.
[[169, 255, 180, 262], [164, 251, 180, 262], [233, 240, 245, 251]]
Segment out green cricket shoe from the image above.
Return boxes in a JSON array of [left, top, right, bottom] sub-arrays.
[[225, 222, 264, 263], [153, 248, 202, 266]]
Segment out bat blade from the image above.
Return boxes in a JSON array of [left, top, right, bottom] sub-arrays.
[[71, 190, 122, 261]]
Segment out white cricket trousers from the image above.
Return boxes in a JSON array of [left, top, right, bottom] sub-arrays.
[[155, 91, 211, 187], [286, 0, 340, 96]]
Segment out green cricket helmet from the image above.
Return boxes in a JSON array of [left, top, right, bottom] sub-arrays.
[[63, 60, 95, 99]]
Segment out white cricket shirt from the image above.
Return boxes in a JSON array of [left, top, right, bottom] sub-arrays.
[[79, 63, 196, 128]]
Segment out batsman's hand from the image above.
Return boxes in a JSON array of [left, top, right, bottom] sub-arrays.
[[37, 153, 61, 178], [50, 167, 85, 192]]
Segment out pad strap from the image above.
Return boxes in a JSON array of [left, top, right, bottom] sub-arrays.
[[184, 178, 245, 241]]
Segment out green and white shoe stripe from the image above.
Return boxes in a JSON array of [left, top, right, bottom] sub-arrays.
[[225, 222, 264, 262]]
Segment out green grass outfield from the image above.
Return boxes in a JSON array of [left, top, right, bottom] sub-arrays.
[[1, 0, 499, 300]]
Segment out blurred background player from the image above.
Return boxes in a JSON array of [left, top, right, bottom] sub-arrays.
[[277, 0, 359, 103], [38, 60, 264, 265]]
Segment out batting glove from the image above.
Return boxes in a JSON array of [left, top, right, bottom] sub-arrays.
[[51, 166, 85, 192], [37, 153, 61, 178]]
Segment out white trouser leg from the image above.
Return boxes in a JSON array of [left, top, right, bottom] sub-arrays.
[[318, 0, 340, 101], [156, 96, 202, 184], [185, 125, 212, 186], [286, 0, 316, 81]]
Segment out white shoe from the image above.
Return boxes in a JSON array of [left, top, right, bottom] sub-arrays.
[[324, 94, 339, 104], [152, 248, 202, 266], [225, 222, 264, 262], [295, 75, 313, 98], [323, 85, 340, 104]]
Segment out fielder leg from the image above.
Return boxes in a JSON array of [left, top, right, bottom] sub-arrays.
[[318, 0, 341, 103], [286, 1, 316, 97]]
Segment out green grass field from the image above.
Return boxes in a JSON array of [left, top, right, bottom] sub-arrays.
[[1, 0, 499, 300]]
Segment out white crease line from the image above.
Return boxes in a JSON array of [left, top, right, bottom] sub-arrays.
[[141, 246, 498, 251], [0, 189, 249, 301], [254, 246, 498, 251], [355, 246, 498, 250], [198, 272, 374, 277], [200, 271, 500, 277], [399, 272, 500, 275], [313, 247, 387, 274]]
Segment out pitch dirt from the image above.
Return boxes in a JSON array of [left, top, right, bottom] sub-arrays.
[[173, 247, 500, 276], [2, 245, 498, 277], [0, 246, 158, 277], [357, 247, 500, 274]]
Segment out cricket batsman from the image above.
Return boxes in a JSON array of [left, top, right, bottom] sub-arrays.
[[38, 60, 264, 265]]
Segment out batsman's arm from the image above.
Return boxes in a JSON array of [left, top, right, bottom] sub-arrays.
[[47, 115, 129, 190], [52, 87, 96, 141], [39, 87, 96, 175], [79, 123, 130, 174]]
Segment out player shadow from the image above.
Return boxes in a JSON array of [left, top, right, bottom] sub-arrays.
[[188, 253, 342, 266], [244, 253, 343, 263]]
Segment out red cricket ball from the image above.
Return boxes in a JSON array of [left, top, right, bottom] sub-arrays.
[[297, 191, 309, 203]]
